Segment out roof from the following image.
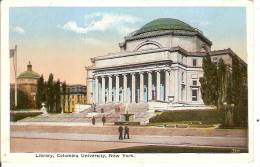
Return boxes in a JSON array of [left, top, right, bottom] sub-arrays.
[[17, 62, 40, 79], [124, 18, 212, 45], [132, 18, 196, 36], [17, 70, 40, 79]]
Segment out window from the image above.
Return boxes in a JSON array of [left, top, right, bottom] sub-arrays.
[[181, 72, 184, 82], [181, 87, 184, 100], [192, 89, 198, 101], [193, 59, 197, 66], [193, 80, 197, 86], [212, 57, 218, 65]]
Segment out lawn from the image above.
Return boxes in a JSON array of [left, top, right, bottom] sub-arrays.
[[97, 145, 248, 153]]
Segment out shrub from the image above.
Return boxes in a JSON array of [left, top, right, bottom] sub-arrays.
[[10, 111, 42, 122], [149, 109, 224, 124]]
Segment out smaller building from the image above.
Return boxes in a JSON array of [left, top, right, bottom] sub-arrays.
[[61, 84, 87, 113], [16, 62, 40, 109]]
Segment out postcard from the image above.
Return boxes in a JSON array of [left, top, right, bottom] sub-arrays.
[[1, 0, 259, 167]]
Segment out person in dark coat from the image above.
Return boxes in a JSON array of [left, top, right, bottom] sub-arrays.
[[118, 125, 123, 140], [93, 103, 96, 112], [92, 116, 95, 125], [102, 115, 106, 126], [124, 126, 130, 139]]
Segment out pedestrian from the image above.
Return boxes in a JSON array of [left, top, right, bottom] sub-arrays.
[[92, 116, 95, 125], [118, 125, 123, 140], [101, 108, 104, 113], [93, 103, 96, 112], [102, 115, 106, 126], [124, 126, 130, 139]]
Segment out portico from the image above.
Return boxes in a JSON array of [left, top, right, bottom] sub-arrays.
[[93, 64, 172, 104]]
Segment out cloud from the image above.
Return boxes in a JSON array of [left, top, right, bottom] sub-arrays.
[[11, 26, 25, 35], [60, 13, 141, 35]]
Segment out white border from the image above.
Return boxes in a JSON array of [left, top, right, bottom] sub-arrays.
[[1, 0, 258, 166]]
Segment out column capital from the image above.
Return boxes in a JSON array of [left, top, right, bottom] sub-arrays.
[[122, 73, 128, 76], [130, 72, 136, 75]]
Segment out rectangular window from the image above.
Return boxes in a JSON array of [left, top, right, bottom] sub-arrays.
[[193, 80, 197, 86], [192, 89, 198, 101], [193, 59, 197, 67]]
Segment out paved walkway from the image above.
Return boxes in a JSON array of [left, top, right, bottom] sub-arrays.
[[11, 131, 247, 149]]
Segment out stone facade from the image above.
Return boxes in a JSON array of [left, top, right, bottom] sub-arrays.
[[16, 62, 40, 108], [61, 85, 87, 113], [86, 18, 245, 108]]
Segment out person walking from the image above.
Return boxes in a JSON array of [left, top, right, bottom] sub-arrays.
[[124, 126, 130, 139], [102, 115, 106, 126], [92, 116, 95, 125], [118, 125, 123, 140], [93, 103, 96, 112]]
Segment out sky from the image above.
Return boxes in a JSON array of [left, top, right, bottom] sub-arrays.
[[9, 7, 247, 85]]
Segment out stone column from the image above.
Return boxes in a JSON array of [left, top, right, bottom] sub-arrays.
[[156, 70, 161, 100], [95, 76, 99, 103], [165, 70, 170, 101], [115, 75, 119, 103], [101, 76, 105, 104], [140, 72, 144, 102], [131, 73, 136, 103], [174, 69, 179, 102], [169, 69, 174, 97], [108, 75, 112, 103], [148, 71, 152, 101], [123, 74, 127, 103]]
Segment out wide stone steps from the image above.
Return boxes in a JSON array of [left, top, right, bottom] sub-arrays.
[[18, 103, 153, 124]]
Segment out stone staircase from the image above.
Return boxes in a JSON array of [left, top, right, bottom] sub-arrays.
[[18, 103, 155, 125]]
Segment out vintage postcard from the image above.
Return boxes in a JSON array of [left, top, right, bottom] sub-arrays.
[[1, 0, 259, 166]]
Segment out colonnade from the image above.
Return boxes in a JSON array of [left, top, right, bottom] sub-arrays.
[[94, 69, 172, 104]]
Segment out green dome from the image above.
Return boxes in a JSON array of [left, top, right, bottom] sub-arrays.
[[133, 18, 196, 36], [17, 62, 40, 79]]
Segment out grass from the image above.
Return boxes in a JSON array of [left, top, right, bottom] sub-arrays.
[[97, 145, 248, 153], [150, 109, 224, 124], [147, 122, 217, 128]]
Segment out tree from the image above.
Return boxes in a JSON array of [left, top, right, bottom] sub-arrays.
[[62, 81, 67, 113], [36, 75, 46, 109], [46, 73, 55, 113], [217, 59, 227, 107], [16, 89, 32, 109], [232, 60, 248, 127], [200, 55, 248, 127], [54, 79, 61, 113], [199, 54, 218, 106]]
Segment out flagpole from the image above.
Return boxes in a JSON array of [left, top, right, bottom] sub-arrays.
[[14, 45, 17, 107]]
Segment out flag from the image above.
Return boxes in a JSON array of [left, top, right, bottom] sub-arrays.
[[10, 49, 15, 58]]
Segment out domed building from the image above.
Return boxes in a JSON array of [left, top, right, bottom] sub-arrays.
[[16, 61, 40, 108], [86, 18, 246, 109]]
